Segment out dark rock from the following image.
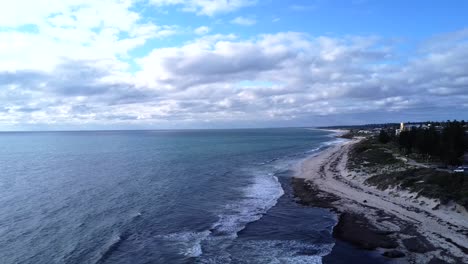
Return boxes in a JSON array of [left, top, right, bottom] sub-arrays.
[[363, 200, 367, 203], [428, 257, 447, 264], [333, 213, 399, 250], [375, 230, 395, 235], [402, 237, 436, 253], [382, 250, 405, 258], [292, 178, 340, 208]]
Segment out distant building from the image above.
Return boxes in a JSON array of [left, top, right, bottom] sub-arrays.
[[395, 122, 429, 136], [395, 122, 409, 135], [395, 123, 403, 136], [403, 123, 420, 130]]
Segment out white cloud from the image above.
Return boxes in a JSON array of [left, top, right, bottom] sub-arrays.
[[194, 26, 211, 35], [131, 30, 468, 123], [0, 0, 176, 72], [3, 29, 468, 128], [0, 0, 139, 29], [230, 16, 256, 26], [289, 4, 316, 11], [0, 1, 467, 129], [149, 0, 257, 16]]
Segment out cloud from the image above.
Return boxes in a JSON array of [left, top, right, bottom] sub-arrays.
[[230, 16, 256, 26], [0, 0, 139, 29], [194, 26, 211, 35], [289, 4, 316, 11], [3, 29, 468, 129], [0, 0, 176, 72], [1, 2, 467, 129], [132, 31, 468, 123], [0, 59, 165, 127], [149, 0, 257, 16]]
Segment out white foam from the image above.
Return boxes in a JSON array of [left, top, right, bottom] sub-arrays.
[[158, 230, 211, 257], [306, 147, 321, 153], [158, 147, 337, 261], [216, 239, 333, 264], [212, 172, 284, 236], [158, 167, 286, 260], [322, 137, 347, 146]]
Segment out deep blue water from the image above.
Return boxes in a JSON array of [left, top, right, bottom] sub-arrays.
[[0, 128, 375, 264]]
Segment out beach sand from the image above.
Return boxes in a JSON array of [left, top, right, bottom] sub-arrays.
[[293, 138, 468, 263]]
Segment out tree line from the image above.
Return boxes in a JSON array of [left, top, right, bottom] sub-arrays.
[[379, 120, 467, 165]]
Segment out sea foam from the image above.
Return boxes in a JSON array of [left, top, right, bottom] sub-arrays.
[[159, 166, 285, 259]]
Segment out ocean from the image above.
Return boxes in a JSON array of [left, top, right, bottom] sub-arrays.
[[0, 128, 382, 264]]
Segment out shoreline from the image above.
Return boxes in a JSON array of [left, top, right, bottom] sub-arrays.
[[292, 139, 468, 263]]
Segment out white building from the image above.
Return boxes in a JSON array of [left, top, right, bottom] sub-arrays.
[[395, 122, 423, 135]]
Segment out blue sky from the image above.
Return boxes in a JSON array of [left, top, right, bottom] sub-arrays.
[[0, 0, 467, 130], [136, 1, 468, 39], [130, 1, 468, 61]]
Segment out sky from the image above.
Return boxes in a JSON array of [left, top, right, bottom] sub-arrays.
[[1, 0, 467, 130]]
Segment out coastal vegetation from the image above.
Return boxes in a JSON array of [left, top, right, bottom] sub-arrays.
[[346, 123, 468, 209], [366, 168, 468, 208], [349, 138, 399, 167], [397, 120, 467, 165], [331, 120, 467, 167]]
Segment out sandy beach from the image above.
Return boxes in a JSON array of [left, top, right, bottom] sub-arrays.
[[294, 138, 468, 263]]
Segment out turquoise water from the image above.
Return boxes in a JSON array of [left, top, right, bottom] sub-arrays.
[[0, 128, 345, 263]]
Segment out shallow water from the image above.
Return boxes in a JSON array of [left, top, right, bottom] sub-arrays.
[[0, 128, 371, 263]]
